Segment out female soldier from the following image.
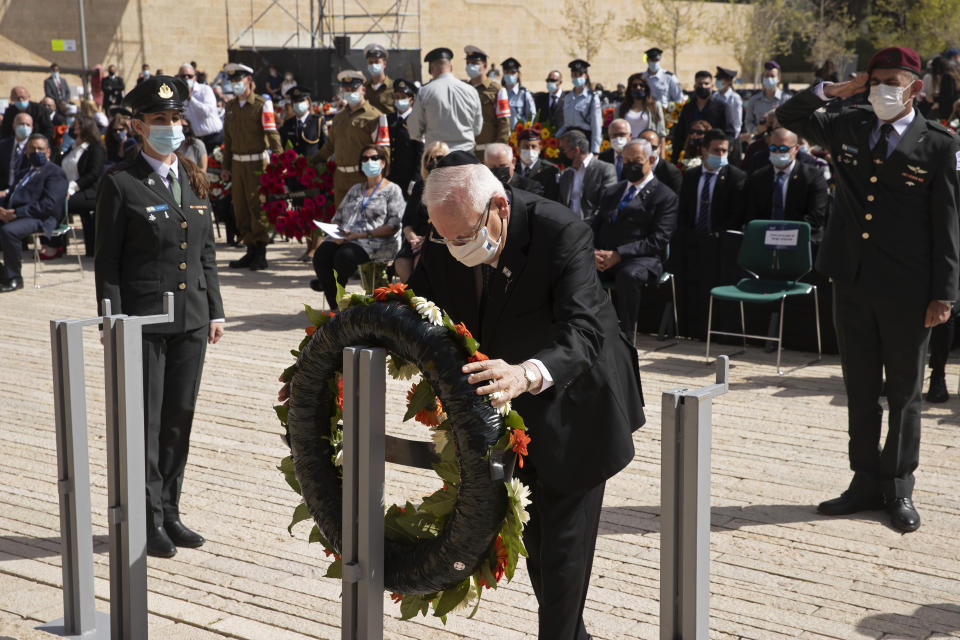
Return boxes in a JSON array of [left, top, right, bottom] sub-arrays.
[[94, 76, 225, 558], [558, 59, 602, 155]]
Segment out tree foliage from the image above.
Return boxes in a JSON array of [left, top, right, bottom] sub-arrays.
[[868, 0, 960, 56], [620, 0, 711, 74], [562, 0, 615, 62]]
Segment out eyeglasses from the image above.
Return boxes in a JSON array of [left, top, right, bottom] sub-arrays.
[[768, 144, 794, 153], [179, 74, 195, 79], [361, 154, 381, 161], [429, 199, 492, 246]]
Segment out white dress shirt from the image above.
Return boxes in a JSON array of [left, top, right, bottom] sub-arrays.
[[183, 83, 223, 137], [569, 153, 593, 215]]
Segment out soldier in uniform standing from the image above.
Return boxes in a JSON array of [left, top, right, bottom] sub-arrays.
[[363, 44, 395, 116], [220, 63, 283, 270], [778, 46, 960, 533], [312, 70, 388, 207], [641, 47, 684, 109], [500, 57, 536, 129], [387, 78, 423, 198], [464, 45, 509, 162], [94, 76, 225, 558], [280, 86, 325, 156]]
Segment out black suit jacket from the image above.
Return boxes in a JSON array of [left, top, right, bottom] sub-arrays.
[[557, 157, 618, 221], [745, 160, 827, 240], [508, 172, 544, 196], [387, 111, 423, 195], [778, 89, 960, 302], [653, 157, 683, 195], [515, 158, 559, 202], [94, 155, 224, 334], [678, 164, 747, 233], [593, 177, 678, 280], [408, 187, 645, 492], [0, 136, 27, 191], [280, 113, 325, 158], [670, 94, 732, 161], [3, 160, 68, 235], [0, 103, 54, 140], [534, 91, 565, 129], [74, 143, 106, 200]]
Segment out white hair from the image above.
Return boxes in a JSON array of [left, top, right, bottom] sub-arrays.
[[623, 138, 653, 159], [608, 118, 630, 132], [484, 142, 513, 164], [423, 163, 506, 216], [179, 63, 195, 73]]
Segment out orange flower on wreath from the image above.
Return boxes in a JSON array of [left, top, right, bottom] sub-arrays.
[[509, 428, 531, 468], [390, 592, 404, 603], [453, 322, 473, 340], [468, 350, 489, 363], [373, 282, 408, 301], [478, 535, 508, 589], [407, 383, 444, 426], [337, 376, 344, 411], [305, 325, 317, 335]]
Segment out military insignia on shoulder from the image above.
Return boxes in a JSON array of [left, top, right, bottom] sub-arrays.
[[158, 83, 174, 99]]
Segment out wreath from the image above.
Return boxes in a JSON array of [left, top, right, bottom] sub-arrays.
[[258, 148, 336, 240], [277, 282, 533, 621]]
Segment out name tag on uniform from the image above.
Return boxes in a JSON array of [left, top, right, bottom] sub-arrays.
[[146, 204, 169, 214]]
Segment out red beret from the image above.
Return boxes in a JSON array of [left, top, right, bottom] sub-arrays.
[[867, 46, 922, 76], [518, 128, 541, 142]]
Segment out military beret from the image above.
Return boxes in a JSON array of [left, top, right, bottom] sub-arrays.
[[501, 57, 521, 72], [363, 43, 388, 59], [716, 66, 738, 80], [464, 45, 487, 62], [645, 48, 663, 59], [286, 86, 312, 100], [122, 75, 188, 114], [568, 59, 590, 73], [393, 78, 416, 97], [337, 70, 365, 86], [518, 128, 541, 142], [764, 60, 781, 70], [224, 63, 254, 79], [424, 47, 454, 63], [436, 150, 481, 168], [867, 46, 922, 75]]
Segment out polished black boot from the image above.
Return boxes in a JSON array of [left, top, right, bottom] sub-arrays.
[[147, 525, 177, 558], [248, 242, 268, 271], [228, 244, 255, 268], [164, 518, 205, 548]]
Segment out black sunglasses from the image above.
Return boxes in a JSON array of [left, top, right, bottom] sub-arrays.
[[361, 154, 381, 161], [768, 144, 794, 153]]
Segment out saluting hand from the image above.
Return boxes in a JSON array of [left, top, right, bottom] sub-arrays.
[[823, 73, 869, 100], [209, 321, 225, 344], [925, 300, 953, 328]]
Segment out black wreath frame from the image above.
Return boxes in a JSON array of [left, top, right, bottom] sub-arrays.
[[287, 301, 508, 594]]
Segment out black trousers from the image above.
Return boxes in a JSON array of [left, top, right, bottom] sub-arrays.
[[518, 461, 605, 640], [928, 311, 956, 375], [599, 257, 659, 337], [200, 130, 224, 155], [70, 192, 97, 256], [313, 240, 370, 309], [833, 282, 929, 500], [142, 325, 208, 527]]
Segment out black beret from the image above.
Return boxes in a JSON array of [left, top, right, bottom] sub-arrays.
[[122, 75, 188, 114], [424, 47, 454, 63], [436, 150, 481, 168]]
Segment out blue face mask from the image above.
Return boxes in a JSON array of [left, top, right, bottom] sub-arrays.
[[142, 70, 151, 79], [230, 81, 246, 96], [546, 81, 558, 93], [185, 78, 195, 90], [762, 76, 778, 90], [147, 124, 185, 155], [648, 61, 661, 73], [705, 153, 728, 171], [29, 151, 47, 167], [14, 124, 31, 140], [361, 158, 382, 177], [572, 76, 586, 88], [395, 98, 410, 112], [345, 91, 362, 107], [293, 100, 310, 116], [367, 63, 383, 76], [15, 100, 29, 110], [503, 73, 518, 86], [466, 64, 482, 79]]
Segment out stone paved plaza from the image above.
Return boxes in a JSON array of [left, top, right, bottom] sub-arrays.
[[2, 240, 960, 639]]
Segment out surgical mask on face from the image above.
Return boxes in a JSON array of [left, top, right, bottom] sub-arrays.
[[520, 148, 539, 165], [345, 91, 362, 107], [631, 88, 647, 100], [762, 76, 778, 90], [704, 153, 728, 171], [395, 98, 410, 112], [502, 73, 517, 86], [798, 144, 810, 154], [621, 161, 646, 183], [446, 204, 502, 267], [610, 136, 628, 153], [869, 83, 909, 121], [770, 152, 792, 168], [142, 70, 151, 79], [231, 81, 246, 96], [293, 100, 310, 116], [361, 159, 382, 177], [716, 80, 727, 91], [648, 61, 661, 73], [571, 76, 586, 88], [29, 151, 47, 167], [113, 130, 127, 142], [490, 165, 511, 184], [466, 64, 482, 79], [14, 124, 31, 140], [52, 72, 59, 80], [367, 63, 383, 76], [147, 124, 185, 156], [546, 81, 558, 93], [14, 100, 29, 110], [185, 78, 195, 90], [694, 86, 711, 99]]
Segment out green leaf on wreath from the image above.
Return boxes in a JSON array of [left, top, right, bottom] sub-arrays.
[[403, 379, 436, 421], [308, 524, 322, 544], [280, 363, 298, 383], [278, 455, 300, 493], [399, 593, 430, 620], [432, 459, 461, 488], [288, 501, 311, 535], [419, 485, 458, 519], [477, 557, 497, 590], [297, 334, 311, 352], [304, 303, 331, 327], [467, 575, 483, 619], [274, 404, 289, 426], [464, 336, 479, 355], [504, 410, 526, 430], [334, 271, 349, 310], [325, 556, 342, 579], [433, 578, 470, 618], [284, 140, 294, 150]]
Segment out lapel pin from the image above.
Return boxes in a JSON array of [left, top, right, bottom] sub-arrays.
[[148, 213, 156, 221], [147, 178, 155, 185], [501, 267, 512, 278]]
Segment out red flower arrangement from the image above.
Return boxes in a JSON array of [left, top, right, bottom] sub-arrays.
[[259, 148, 336, 241]]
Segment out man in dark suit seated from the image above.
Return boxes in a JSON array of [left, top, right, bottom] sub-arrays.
[[409, 151, 645, 640], [483, 142, 544, 195], [597, 118, 630, 179], [674, 129, 747, 338], [0, 87, 54, 140], [557, 129, 617, 221], [0, 133, 68, 292], [639, 128, 683, 194], [745, 126, 827, 239], [0, 112, 33, 193], [593, 139, 678, 338], [514, 128, 559, 201]]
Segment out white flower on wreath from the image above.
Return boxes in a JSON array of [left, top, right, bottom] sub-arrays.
[[334, 449, 343, 467], [489, 391, 511, 416], [387, 356, 419, 380], [410, 296, 444, 326], [506, 477, 531, 525], [453, 581, 479, 612]]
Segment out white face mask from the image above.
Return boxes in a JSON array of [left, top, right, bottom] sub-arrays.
[[770, 152, 793, 168], [520, 148, 539, 165], [293, 100, 309, 116], [869, 84, 910, 121], [446, 202, 503, 267], [610, 136, 628, 153]]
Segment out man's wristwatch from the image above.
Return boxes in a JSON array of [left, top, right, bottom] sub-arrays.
[[520, 362, 538, 392]]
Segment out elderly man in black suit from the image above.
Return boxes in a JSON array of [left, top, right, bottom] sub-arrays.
[[533, 69, 565, 129], [0, 112, 33, 192], [410, 151, 645, 640], [638, 128, 683, 195], [557, 129, 617, 221], [515, 128, 559, 201], [1, 87, 54, 140], [484, 142, 545, 196], [593, 139, 678, 338], [0, 134, 68, 292]]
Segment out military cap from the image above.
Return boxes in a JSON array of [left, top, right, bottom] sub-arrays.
[[568, 59, 590, 73], [107, 105, 133, 118], [867, 46, 922, 75], [337, 70, 365, 86], [763, 60, 781, 70], [363, 43, 388, 59], [285, 86, 312, 100], [645, 48, 663, 59], [943, 47, 960, 59], [424, 47, 454, 63], [464, 45, 487, 62], [518, 128, 541, 142], [122, 75, 188, 114], [393, 78, 416, 97], [716, 66, 738, 80], [224, 63, 254, 79], [436, 149, 481, 168], [501, 57, 521, 72]]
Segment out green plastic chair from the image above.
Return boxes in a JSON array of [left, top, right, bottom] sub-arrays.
[[30, 197, 84, 289], [705, 220, 821, 374]]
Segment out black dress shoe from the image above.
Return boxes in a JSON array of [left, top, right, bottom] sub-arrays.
[[147, 525, 177, 558], [164, 519, 205, 548], [817, 490, 884, 516], [229, 245, 255, 268], [309, 278, 323, 292], [926, 374, 949, 403], [887, 497, 921, 532], [0, 277, 23, 293]]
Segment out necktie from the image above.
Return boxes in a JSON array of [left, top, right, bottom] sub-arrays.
[[873, 123, 894, 169], [772, 171, 787, 219], [615, 185, 637, 221], [616, 155, 622, 180], [10, 168, 36, 201], [697, 173, 714, 233], [169, 172, 181, 206]]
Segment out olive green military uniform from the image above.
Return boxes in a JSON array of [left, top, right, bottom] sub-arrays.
[[313, 101, 386, 206], [222, 93, 283, 244], [471, 76, 510, 162], [364, 77, 395, 116]]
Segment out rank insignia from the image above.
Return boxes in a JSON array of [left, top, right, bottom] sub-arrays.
[[907, 164, 928, 175], [158, 83, 174, 99], [148, 213, 156, 222]]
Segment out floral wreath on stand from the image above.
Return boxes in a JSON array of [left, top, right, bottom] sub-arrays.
[[258, 147, 337, 241], [513, 120, 564, 168], [207, 147, 231, 202], [277, 281, 533, 621]]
